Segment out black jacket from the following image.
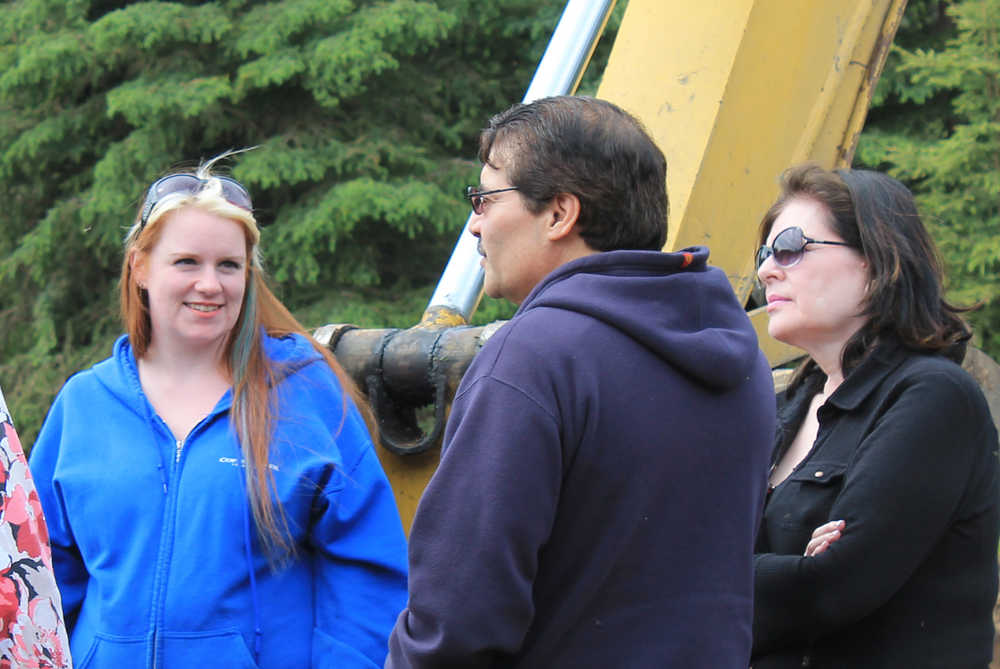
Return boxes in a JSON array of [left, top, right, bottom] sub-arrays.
[[752, 340, 999, 668]]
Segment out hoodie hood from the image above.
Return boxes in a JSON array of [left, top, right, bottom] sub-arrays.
[[90, 335, 157, 419], [92, 332, 324, 416], [518, 247, 761, 390]]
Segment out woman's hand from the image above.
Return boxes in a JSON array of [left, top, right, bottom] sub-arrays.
[[804, 519, 845, 557]]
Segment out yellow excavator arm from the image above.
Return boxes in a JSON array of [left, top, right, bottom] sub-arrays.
[[319, 0, 1000, 534], [598, 0, 906, 365]]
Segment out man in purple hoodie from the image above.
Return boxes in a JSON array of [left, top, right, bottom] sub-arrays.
[[387, 96, 775, 668]]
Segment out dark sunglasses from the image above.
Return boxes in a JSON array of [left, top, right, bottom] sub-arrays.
[[464, 185, 519, 215], [140, 173, 253, 228], [756, 226, 853, 270]]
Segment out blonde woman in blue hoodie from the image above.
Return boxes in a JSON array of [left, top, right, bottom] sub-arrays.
[[30, 154, 408, 668]]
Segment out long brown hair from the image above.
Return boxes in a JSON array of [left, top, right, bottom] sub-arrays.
[[120, 155, 376, 558]]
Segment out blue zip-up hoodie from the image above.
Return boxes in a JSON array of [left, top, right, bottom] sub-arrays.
[[30, 332, 408, 669], [388, 248, 776, 668]]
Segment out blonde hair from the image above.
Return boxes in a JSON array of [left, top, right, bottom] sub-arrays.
[[120, 153, 376, 559]]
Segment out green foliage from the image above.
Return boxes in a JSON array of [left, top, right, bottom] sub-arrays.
[[289, 281, 515, 332], [0, 0, 591, 449], [857, 0, 1000, 356], [6, 0, 993, 454]]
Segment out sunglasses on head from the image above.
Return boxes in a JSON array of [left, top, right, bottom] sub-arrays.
[[756, 226, 853, 270], [464, 185, 519, 215], [140, 173, 253, 228]]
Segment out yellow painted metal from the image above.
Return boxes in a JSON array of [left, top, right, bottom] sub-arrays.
[[366, 1, 909, 531], [597, 0, 906, 365], [375, 445, 440, 532], [419, 305, 469, 329]]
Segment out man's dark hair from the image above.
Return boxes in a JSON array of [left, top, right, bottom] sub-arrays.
[[758, 164, 972, 379], [478, 96, 668, 251]]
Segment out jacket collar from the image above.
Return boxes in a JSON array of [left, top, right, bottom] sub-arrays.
[[825, 338, 910, 411], [773, 337, 909, 463]]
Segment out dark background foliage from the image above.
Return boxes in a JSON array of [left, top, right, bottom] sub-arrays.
[[1, 0, 996, 448]]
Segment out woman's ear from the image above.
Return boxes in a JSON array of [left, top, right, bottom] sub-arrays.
[[130, 251, 148, 289], [546, 192, 581, 241]]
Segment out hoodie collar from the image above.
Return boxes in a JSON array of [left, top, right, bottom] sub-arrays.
[[513, 246, 762, 391], [516, 246, 709, 314]]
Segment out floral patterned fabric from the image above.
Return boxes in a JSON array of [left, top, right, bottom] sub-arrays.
[[0, 387, 71, 668]]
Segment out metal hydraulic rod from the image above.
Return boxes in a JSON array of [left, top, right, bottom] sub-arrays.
[[423, 0, 617, 328], [321, 0, 913, 531]]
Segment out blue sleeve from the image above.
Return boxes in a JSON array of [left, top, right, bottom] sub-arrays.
[[28, 388, 90, 632], [386, 373, 562, 668], [308, 402, 409, 669]]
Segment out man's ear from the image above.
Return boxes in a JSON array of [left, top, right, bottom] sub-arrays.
[[546, 192, 581, 241]]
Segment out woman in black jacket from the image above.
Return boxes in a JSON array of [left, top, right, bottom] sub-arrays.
[[752, 164, 998, 668]]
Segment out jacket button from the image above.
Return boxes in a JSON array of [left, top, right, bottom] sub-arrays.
[[814, 471, 824, 478]]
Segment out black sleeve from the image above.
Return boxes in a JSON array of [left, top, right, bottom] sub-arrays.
[[753, 368, 992, 653]]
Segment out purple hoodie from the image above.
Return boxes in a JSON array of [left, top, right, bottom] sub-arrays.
[[388, 247, 775, 668]]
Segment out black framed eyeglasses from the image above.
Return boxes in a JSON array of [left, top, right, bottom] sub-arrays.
[[464, 185, 519, 215], [756, 226, 853, 270], [140, 173, 253, 228]]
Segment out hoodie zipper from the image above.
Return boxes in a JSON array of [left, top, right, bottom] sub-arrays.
[[153, 443, 184, 666], [149, 428, 182, 669], [149, 420, 217, 668], [150, 432, 187, 669]]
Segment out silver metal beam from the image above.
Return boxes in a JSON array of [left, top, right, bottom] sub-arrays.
[[425, 0, 618, 319]]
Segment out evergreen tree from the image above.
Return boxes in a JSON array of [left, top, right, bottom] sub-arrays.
[[0, 0, 625, 445], [858, 0, 1000, 354], [0, 0, 557, 358]]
